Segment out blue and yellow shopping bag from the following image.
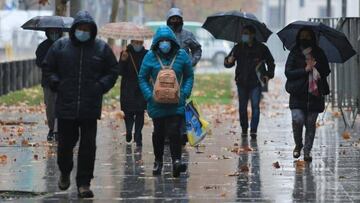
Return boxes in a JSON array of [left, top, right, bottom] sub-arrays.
[[185, 100, 209, 146]]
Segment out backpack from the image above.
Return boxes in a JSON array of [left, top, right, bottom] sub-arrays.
[[153, 54, 180, 104]]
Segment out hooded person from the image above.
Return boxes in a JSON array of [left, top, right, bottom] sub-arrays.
[[166, 7, 202, 146], [138, 26, 194, 178], [35, 28, 63, 142], [166, 7, 202, 67], [119, 40, 148, 147], [285, 27, 330, 162], [43, 11, 119, 198]]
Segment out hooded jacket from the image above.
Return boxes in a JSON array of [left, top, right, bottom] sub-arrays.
[[119, 44, 148, 112], [43, 11, 119, 119], [285, 27, 331, 112], [166, 8, 202, 67], [138, 26, 194, 118]]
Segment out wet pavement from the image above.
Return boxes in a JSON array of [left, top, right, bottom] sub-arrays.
[[0, 66, 359, 202]]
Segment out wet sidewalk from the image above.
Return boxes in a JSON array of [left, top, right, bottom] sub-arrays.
[[0, 67, 360, 202]]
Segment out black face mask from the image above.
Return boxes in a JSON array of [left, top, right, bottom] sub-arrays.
[[168, 21, 183, 33], [299, 39, 313, 48]]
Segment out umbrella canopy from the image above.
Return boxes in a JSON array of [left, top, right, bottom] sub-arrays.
[[21, 16, 73, 31], [202, 10, 272, 43], [277, 21, 356, 63], [98, 22, 153, 40]]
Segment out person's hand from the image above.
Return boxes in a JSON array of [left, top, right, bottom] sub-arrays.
[[263, 76, 269, 83], [227, 56, 235, 64], [120, 51, 128, 61], [305, 58, 316, 72]]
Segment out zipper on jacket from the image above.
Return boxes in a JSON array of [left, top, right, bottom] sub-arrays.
[[77, 47, 83, 117]]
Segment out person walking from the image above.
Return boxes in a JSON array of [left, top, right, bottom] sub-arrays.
[[43, 11, 119, 198], [224, 25, 275, 139], [119, 40, 148, 147], [166, 7, 202, 145], [35, 28, 63, 141], [138, 26, 194, 177], [285, 27, 330, 162]]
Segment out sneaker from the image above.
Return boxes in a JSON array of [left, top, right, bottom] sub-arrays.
[[250, 130, 257, 139], [47, 130, 54, 142], [58, 174, 70, 191], [126, 133, 132, 144], [152, 161, 163, 176], [304, 153, 312, 162], [241, 129, 248, 138], [78, 185, 94, 198], [172, 160, 187, 178], [293, 145, 303, 159]]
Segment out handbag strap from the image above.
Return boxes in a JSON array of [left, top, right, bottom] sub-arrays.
[[128, 52, 139, 75]]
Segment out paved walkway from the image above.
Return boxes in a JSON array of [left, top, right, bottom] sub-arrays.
[[0, 66, 359, 202]]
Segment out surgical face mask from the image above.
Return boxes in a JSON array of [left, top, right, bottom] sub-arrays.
[[49, 32, 62, 41], [169, 21, 183, 32], [75, 29, 91, 42], [159, 41, 171, 54], [241, 34, 250, 43], [132, 44, 143, 52], [300, 39, 313, 48]]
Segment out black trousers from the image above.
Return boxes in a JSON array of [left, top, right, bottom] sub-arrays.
[[57, 118, 97, 187], [124, 111, 144, 144], [152, 115, 183, 162]]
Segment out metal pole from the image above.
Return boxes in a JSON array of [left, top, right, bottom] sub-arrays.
[[327, 0, 331, 17], [342, 0, 347, 17]]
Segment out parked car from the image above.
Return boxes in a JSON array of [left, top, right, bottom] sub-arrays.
[[145, 21, 232, 66]]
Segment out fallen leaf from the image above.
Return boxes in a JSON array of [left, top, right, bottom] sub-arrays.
[[34, 154, 39, 160], [227, 171, 240, 176], [203, 185, 220, 190], [272, 161, 281, 169], [239, 164, 249, 172], [332, 111, 342, 118], [0, 154, 7, 163], [220, 192, 227, 197], [295, 160, 305, 169], [21, 139, 30, 147], [342, 131, 351, 140]]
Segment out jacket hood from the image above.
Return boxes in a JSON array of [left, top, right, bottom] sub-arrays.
[[70, 10, 97, 45], [166, 8, 183, 20], [151, 26, 180, 58]]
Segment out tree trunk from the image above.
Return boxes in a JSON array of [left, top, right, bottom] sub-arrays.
[[70, 0, 82, 17], [108, 0, 121, 46], [55, 0, 67, 16]]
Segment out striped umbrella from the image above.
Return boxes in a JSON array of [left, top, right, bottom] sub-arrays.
[[99, 22, 153, 40]]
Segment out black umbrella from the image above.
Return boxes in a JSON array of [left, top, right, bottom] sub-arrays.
[[202, 10, 272, 43], [277, 21, 356, 63], [21, 16, 74, 31]]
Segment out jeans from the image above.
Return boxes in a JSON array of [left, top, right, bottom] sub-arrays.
[[291, 109, 319, 154], [57, 119, 97, 187], [237, 85, 262, 132], [152, 115, 183, 162], [124, 111, 144, 144]]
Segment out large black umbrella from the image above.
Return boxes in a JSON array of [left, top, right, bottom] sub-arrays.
[[21, 16, 73, 31], [277, 21, 356, 63], [202, 11, 272, 43]]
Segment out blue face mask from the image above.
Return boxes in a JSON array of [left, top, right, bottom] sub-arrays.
[[159, 41, 171, 54], [132, 44, 143, 52], [75, 30, 91, 42], [241, 34, 250, 43]]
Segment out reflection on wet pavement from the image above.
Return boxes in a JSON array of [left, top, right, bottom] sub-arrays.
[[0, 66, 359, 202]]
